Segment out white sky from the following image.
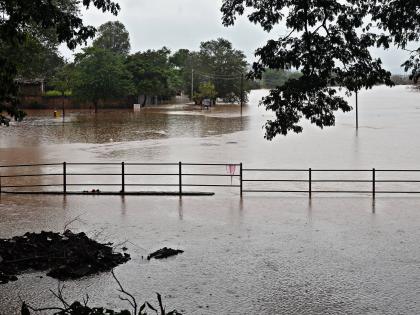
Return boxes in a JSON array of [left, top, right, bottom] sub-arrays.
[[59, 0, 413, 74]]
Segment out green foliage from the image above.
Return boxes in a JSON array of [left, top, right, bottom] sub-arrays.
[[12, 35, 65, 81], [72, 47, 134, 111], [171, 38, 250, 102], [126, 47, 181, 104], [93, 21, 131, 55], [221, 0, 418, 138], [51, 63, 75, 95], [194, 82, 217, 104], [0, 0, 120, 125], [44, 90, 72, 97]]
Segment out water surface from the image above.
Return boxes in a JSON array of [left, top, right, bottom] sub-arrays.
[[1, 86, 420, 314]]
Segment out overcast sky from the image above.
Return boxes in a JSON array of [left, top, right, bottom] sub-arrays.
[[59, 0, 412, 74]]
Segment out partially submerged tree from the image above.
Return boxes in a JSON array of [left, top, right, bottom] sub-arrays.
[[126, 48, 180, 106], [72, 47, 134, 112], [221, 0, 419, 138], [51, 64, 75, 119], [194, 82, 218, 105], [93, 21, 131, 55], [0, 0, 120, 125]]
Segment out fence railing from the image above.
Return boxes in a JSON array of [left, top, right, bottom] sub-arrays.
[[0, 162, 241, 196], [1, 162, 420, 197]]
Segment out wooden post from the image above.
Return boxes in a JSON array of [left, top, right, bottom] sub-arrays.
[[179, 162, 182, 196], [372, 168, 376, 198], [63, 162, 67, 194], [121, 162, 125, 194], [240, 163, 243, 197], [309, 168, 312, 198]]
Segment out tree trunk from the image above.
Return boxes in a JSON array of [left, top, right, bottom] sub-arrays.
[[142, 95, 147, 107], [94, 99, 98, 113]]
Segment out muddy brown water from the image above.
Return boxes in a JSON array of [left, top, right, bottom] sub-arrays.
[[1, 87, 420, 314]]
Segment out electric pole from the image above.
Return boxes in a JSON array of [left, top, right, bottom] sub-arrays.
[[355, 90, 359, 129], [191, 69, 194, 102], [240, 73, 244, 109]]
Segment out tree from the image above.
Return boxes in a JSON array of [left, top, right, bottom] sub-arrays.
[[221, 0, 420, 138], [371, 0, 420, 83], [194, 82, 217, 105], [0, 0, 120, 125], [51, 63, 75, 119], [126, 48, 180, 106], [72, 47, 134, 112], [93, 21, 131, 55], [171, 39, 250, 103], [12, 35, 65, 82], [198, 38, 249, 102]]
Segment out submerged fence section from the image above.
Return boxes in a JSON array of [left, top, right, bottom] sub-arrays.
[[1, 162, 420, 197]]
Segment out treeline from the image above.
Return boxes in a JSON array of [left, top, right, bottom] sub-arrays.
[[14, 20, 416, 112], [17, 21, 254, 110]]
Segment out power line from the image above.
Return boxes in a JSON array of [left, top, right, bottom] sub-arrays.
[[193, 70, 244, 80]]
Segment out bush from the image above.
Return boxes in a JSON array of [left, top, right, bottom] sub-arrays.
[[44, 90, 72, 97]]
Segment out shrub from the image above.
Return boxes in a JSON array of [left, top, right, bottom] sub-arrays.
[[44, 90, 72, 97]]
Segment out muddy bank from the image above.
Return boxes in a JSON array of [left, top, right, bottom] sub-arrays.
[[0, 230, 130, 284]]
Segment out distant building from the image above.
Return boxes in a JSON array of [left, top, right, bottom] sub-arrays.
[[15, 79, 45, 96]]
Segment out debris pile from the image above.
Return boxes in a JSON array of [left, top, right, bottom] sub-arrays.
[[0, 230, 130, 284], [147, 247, 184, 260]]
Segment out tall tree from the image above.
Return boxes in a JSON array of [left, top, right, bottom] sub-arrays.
[[198, 38, 249, 102], [171, 39, 250, 103], [72, 47, 134, 112], [50, 63, 75, 119], [93, 21, 131, 55], [0, 0, 120, 125], [13, 35, 65, 81], [126, 47, 180, 106], [221, 0, 414, 138]]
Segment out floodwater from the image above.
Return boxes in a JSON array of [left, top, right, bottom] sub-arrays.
[[1, 86, 420, 314]]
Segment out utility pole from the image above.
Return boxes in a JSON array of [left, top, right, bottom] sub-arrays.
[[355, 90, 359, 129], [191, 69, 194, 102], [62, 92, 65, 123], [240, 73, 244, 109]]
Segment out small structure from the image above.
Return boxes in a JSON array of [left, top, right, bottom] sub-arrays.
[[15, 78, 45, 96]]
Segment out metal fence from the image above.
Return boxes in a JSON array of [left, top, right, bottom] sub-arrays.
[[1, 162, 420, 197], [0, 162, 241, 196]]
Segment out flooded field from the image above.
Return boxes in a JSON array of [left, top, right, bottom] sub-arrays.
[[1, 86, 420, 314]]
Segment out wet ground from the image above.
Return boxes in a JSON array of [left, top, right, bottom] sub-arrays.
[[1, 86, 420, 314]]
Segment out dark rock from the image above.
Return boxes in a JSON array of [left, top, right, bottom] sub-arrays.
[[147, 247, 184, 260], [0, 271, 18, 284], [0, 230, 130, 284]]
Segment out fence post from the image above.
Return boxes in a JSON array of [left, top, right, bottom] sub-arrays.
[[179, 161, 182, 196], [121, 162, 125, 194], [309, 168, 312, 198], [63, 162, 67, 194], [372, 168, 376, 198], [240, 163, 243, 197]]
